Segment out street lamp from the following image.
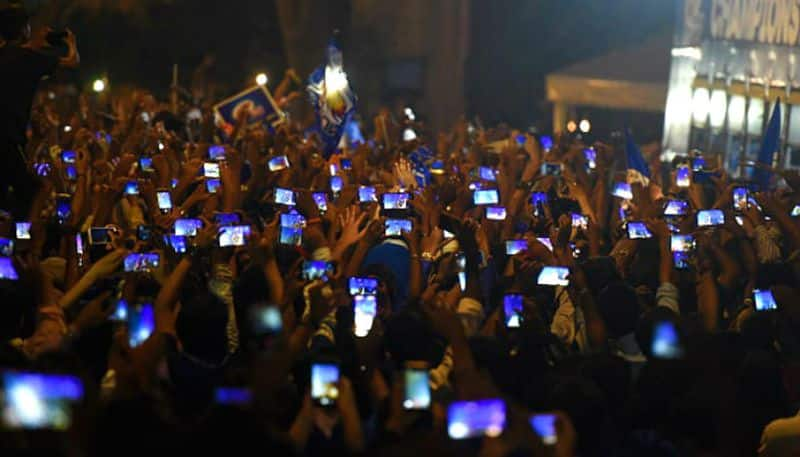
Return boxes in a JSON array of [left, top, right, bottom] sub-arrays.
[[92, 79, 106, 93]]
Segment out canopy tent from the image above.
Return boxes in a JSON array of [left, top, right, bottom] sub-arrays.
[[546, 35, 671, 132]]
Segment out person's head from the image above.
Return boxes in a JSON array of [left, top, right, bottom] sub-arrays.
[[0, 3, 29, 43], [595, 280, 640, 339]]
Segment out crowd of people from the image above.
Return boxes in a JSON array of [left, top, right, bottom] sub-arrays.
[[3, 3, 800, 457]]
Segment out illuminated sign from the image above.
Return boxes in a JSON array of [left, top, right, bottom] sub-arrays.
[[710, 0, 800, 46]]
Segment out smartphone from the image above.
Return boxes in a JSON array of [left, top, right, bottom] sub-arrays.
[[35, 162, 51, 177], [302, 260, 333, 281], [64, 164, 77, 181], [652, 320, 682, 359], [530, 192, 548, 206], [249, 303, 283, 335], [268, 155, 290, 172], [676, 165, 690, 188], [15, 222, 31, 240], [485, 206, 506, 221], [584, 148, 597, 170], [203, 162, 220, 178], [0, 257, 19, 280], [537, 266, 570, 286], [136, 225, 152, 241], [503, 294, 523, 328], [478, 166, 497, 182], [447, 399, 506, 439], [88, 227, 110, 245], [349, 277, 378, 296], [536, 237, 553, 252], [530, 414, 557, 445], [1, 372, 83, 430], [164, 234, 188, 254], [329, 163, 340, 177], [353, 294, 377, 337], [174, 218, 203, 237], [274, 187, 296, 206], [385, 219, 412, 236], [382, 192, 409, 210], [541, 162, 563, 176], [571, 213, 588, 230], [330, 176, 343, 194], [733, 187, 749, 211], [60, 150, 76, 163], [123, 180, 139, 196], [0, 238, 13, 257], [691, 156, 706, 172], [473, 189, 499, 206], [128, 303, 155, 348], [156, 191, 172, 212], [612, 182, 633, 200], [139, 157, 154, 172], [403, 369, 431, 410], [670, 234, 695, 253], [206, 178, 221, 194], [539, 135, 553, 151], [312, 192, 328, 212], [456, 252, 467, 292], [279, 226, 302, 246], [109, 299, 128, 322], [218, 225, 251, 247], [505, 239, 527, 255], [754, 289, 778, 311], [214, 212, 241, 225], [627, 221, 653, 239], [280, 212, 306, 228], [664, 199, 688, 216], [214, 387, 253, 406], [697, 209, 724, 227], [55, 194, 71, 221], [123, 253, 160, 272], [208, 145, 225, 161], [358, 186, 378, 203], [311, 363, 340, 406]]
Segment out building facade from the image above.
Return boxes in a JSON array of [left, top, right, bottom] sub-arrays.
[[664, 0, 800, 173]]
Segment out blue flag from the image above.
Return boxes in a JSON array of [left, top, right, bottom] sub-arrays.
[[625, 128, 651, 185], [755, 101, 781, 189], [307, 37, 357, 158]]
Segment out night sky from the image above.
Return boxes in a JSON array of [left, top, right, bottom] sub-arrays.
[[34, 0, 675, 128]]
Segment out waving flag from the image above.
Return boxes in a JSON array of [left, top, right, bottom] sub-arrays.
[[307, 37, 357, 157], [625, 128, 651, 186], [754, 100, 781, 189]]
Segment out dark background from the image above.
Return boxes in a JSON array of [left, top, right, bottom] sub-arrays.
[[27, 0, 675, 128]]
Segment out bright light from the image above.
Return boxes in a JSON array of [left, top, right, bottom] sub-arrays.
[[402, 128, 417, 141], [709, 90, 727, 129], [691, 87, 710, 126], [9, 385, 44, 426], [63, 125, 72, 133], [566, 120, 577, 133], [255, 73, 268, 86], [325, 67, 348, 93], [728, 95, 746, 133], [92, 79, 105, 93], [671, 46, 703, 60], [448, 422, 470, 439], [404, 107, 416, 121], [579, 119, 591, 133]]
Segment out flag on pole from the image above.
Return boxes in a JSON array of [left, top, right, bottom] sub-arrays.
[[754, 100, 781, 189], [625, 128, 651, 186], [307, 37, 357, 158]]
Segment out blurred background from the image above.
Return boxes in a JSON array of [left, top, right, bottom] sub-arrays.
[[23, 0, 674, 136]]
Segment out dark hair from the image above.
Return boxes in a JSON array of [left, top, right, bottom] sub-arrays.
[[0, 3, 28, 41], [596, 280, 640, 339]]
